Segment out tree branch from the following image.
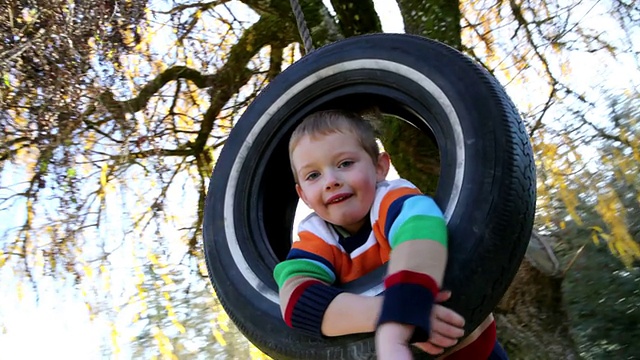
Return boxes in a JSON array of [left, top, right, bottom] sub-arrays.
[[95, 66, 217, 116], [191, 13, 296, 153], [267, 43, 284, 81], [158, 0, 228, 15], [330, 0, 381, 36]]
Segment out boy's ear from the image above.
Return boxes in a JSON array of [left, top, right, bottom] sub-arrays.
[[295, 183, 309, 206], [376, 152, 391, 181]]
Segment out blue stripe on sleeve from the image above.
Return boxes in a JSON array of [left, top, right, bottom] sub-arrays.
[[383, 194, 415, 238], [287, 248, 336, 275], [387, 195, 445, 241]]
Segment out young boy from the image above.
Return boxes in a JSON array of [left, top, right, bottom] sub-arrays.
[[273, 110, 506, 359]]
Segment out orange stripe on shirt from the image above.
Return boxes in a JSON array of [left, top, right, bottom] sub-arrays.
[[339, 243, 386, 283], [294, 231, 342, 264]]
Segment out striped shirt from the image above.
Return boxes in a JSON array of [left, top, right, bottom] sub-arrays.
[[273, 178, 447, 338]]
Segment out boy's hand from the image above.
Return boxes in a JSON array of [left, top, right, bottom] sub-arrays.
[[375, 322, 414, 360], [413, 291, 465, 356]]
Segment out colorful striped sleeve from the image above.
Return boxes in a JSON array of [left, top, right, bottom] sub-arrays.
[[385, 195, 447, 249], [374, 179, 448, 342], [273, 226, 343, 337]]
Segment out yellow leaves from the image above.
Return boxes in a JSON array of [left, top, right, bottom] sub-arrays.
[[177, 114, 194, 131], [536, 137, 585, 226], [101, 264, 111, 292], [281, 43, 301, 70], [592, 190, 640, 268], [161, 274, 174, 286], [217, 311, 230, 332], [212, 328, 227, 346], [100, 162, 108, 187], [26, 199, 34, 224], [2, 72, 10, 88], [82, 263, 94, 278], [98, 162, 116, 203], [16, 282, 25, 302], [122, 29, 136, 47], [87, 36, 97, 49], [152, 326, 178, 360], [198, 259, 209, 277], [559, 182, 583, 225], [534, 124, 639, 268], [171, 318, 186, 334], [147, 252, 160, 265], [559, 60, 572, 78], [162, 292, 186, 334], [84, 132, 96, 151], [209, 303, 231, 347], [250, 343, 271, 359], [589, 225, 603, 233], [21, 8, 38, 24], [110, 322, 121, 357], [85, 301, 95, 320]]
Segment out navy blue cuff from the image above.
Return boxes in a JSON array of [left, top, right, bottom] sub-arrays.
[[290, 283, 343, 338], [377, 283, 435, 342]]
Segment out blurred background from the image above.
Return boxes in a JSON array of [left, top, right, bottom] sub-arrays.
[[0, 0, 638, 359]]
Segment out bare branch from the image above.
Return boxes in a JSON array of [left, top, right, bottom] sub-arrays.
[[192, 13, 296, 153], [93, 66, 217, 117]]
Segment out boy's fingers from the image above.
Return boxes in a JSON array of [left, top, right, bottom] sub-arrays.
[[435, 307, 465, 328], [413, 341, 444, 355], [432, 321, 465, 339], [434, 290, 452, 303], [427, 331, 459, 348]]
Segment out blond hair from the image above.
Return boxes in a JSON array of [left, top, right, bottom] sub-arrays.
[[289, 109, 381, 182]]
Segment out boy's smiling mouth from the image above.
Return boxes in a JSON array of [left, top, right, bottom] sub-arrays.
[[326, 193, 353, 205]]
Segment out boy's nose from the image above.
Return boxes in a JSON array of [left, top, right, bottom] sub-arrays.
[[324, 172, 341, 190], [325, 181, 340, 190]]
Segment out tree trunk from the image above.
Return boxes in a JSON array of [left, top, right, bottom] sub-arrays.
[[495, 259, 579, 359]]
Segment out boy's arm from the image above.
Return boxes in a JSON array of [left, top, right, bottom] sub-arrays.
[[274, 246, 343, 337], [275, 253, 383, 337], [321, 292, 382, 336], [376, 191, 448, 342]]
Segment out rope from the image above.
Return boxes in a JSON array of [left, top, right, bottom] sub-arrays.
[[289, 0, 315, 54]]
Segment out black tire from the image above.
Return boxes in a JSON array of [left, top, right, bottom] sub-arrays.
[[203, 33, 536, 360]]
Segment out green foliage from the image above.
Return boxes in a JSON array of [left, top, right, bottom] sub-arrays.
[[563, 241, 640, 360]]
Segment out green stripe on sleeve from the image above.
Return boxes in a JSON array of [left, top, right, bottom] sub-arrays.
[[390, 215, 448, 248], [273, 259, 335, 288]]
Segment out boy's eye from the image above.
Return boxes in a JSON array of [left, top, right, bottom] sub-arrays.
[[338, 160, 354, 168], [305, 172, 319, 181]]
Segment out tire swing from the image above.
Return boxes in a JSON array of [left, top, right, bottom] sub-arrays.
[[202, 4, 536, 360]]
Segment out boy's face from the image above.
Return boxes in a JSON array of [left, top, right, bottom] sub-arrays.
[[291, 131, 390, 235]]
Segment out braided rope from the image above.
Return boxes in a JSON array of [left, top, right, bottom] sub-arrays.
[[289, 0, 315, 54]]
